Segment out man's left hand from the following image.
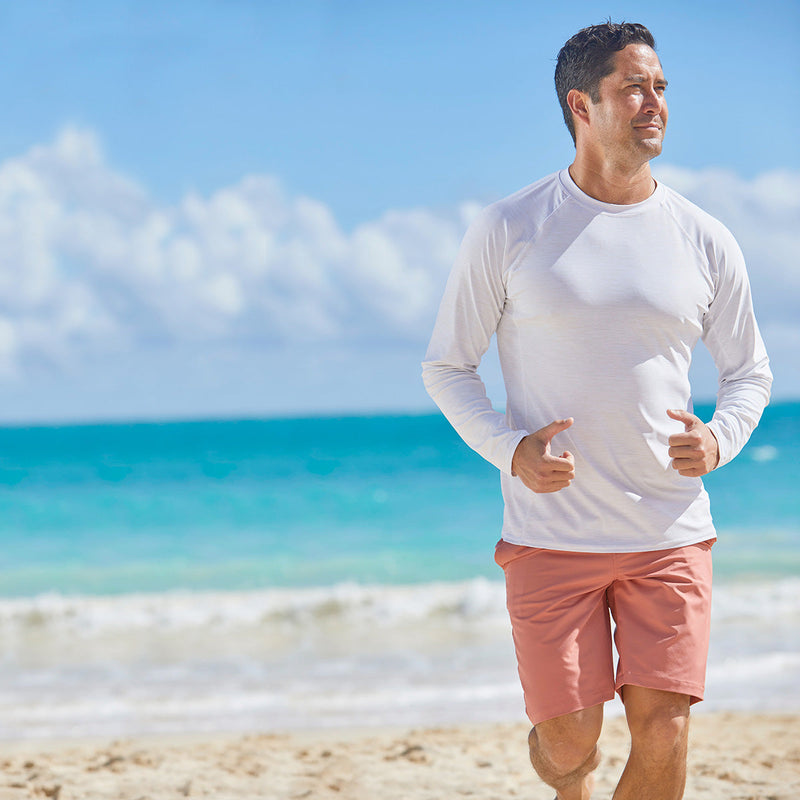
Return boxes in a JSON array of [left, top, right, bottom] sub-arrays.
[[666, 409, 720, 477]]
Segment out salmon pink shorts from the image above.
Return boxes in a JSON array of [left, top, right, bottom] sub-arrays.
[[495, 538, 714, 725]]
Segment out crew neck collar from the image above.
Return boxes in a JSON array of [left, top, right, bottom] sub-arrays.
[[559, 168, 664, 213]]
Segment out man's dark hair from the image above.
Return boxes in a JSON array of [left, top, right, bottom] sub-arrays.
[[555, 22, 656, 144]]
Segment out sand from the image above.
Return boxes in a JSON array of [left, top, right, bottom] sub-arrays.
[[0, 712, 798, 799]]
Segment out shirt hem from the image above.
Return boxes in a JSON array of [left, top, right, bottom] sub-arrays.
[[498, 532, 717, 554]]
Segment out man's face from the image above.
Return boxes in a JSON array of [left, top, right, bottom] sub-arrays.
[[585, 43, 668, 167]]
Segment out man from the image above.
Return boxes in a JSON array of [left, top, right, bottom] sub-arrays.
[[422, 21, 771, 800]]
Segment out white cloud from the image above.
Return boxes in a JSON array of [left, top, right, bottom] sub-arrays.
[[0, 130, 796, 402], [0, 127, 468, 375]]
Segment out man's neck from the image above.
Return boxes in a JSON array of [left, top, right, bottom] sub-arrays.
[[568, 156, 656, 205]]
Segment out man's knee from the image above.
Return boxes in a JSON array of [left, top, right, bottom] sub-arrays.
[[624, 686, 690, 762], [528, 705, 603, 780]]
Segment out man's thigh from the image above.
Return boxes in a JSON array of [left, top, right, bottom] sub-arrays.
[[609, 540, 714, 704], [495, 540, 617, 724]]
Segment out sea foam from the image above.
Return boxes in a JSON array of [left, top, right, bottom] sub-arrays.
[[0, 577, 797, 740]]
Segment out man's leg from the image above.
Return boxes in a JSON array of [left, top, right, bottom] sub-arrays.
[[606, 543, 713, 798], [494, 541, 616, 797], [613, 686, 690, 800], [528, 703, 603, 800]]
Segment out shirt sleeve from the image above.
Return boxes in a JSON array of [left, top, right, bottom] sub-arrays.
[[702, 230, 773, 468], [421, 206, 528, 475]]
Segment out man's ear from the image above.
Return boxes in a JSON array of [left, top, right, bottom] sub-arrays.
[[566, 88, 591, 133]]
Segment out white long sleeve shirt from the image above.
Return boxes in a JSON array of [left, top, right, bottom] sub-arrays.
[[422, 169, 772, 552]]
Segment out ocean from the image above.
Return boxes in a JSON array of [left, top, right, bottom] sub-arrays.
[[0, 402, 797, 740]]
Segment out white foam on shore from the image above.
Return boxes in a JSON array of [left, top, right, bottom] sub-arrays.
[[0, 578, 508, 637], [2, 576, 796, 638], [0, 577, 797, 740]]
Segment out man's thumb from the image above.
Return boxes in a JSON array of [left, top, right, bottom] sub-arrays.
[[539, 417, 574, 443], [667, 408, 696, 430]]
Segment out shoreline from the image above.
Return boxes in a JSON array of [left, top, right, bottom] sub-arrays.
[[1, 712, 798, 799]]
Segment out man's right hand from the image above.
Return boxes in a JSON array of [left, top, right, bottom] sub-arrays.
[[511, 418, 575, 493]]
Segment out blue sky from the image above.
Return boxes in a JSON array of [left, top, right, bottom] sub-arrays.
[[0, 1, 797, 422]]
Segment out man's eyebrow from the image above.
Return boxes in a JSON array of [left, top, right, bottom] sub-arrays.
[[623, 73, 669, 86]]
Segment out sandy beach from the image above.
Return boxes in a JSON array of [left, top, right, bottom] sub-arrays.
[[0, 712, 797, 799]]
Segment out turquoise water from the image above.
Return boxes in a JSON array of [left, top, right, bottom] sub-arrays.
[[0, 403, 797, 739], [0, 402, 796, 597]]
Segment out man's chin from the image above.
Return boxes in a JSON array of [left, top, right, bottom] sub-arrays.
[[637, 138, 663, 158]]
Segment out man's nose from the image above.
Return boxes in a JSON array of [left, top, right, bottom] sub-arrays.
[[642, 87, 662, 113]]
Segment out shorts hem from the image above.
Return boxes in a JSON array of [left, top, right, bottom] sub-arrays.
[[528, 689, 616, 726], [615, 672, 705, 705]]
